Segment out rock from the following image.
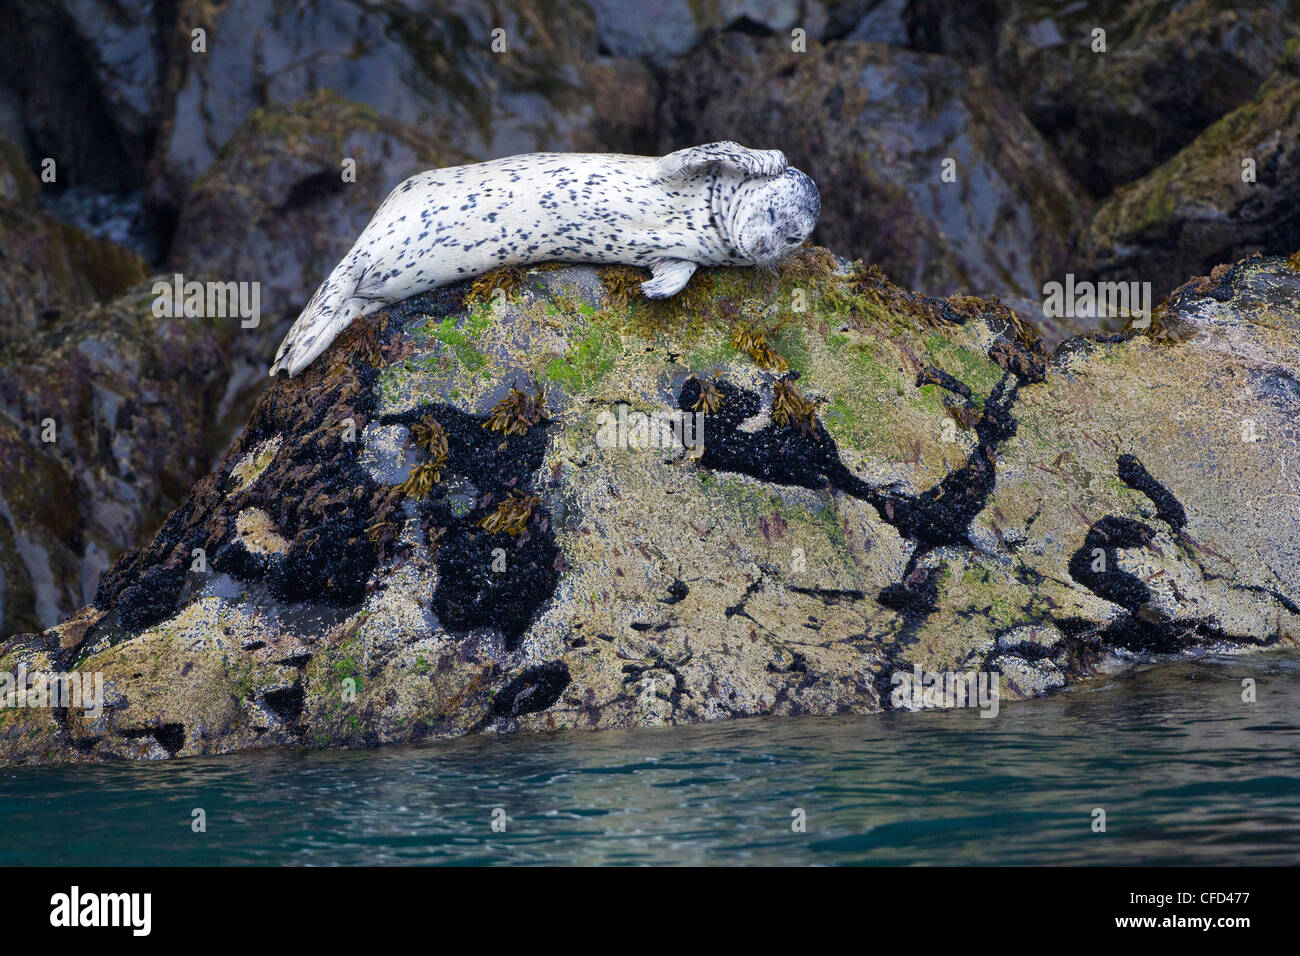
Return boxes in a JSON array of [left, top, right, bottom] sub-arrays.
[[0, 137, 148, 338], [658, 37, 1086, 339], [3, 248, 1296, 765], [0, 135, 265, 638], [915, 0, 1300, 196], [146, 0, 657, 215], [589, 0, 826, 62], [0, 0, 156, 193], [0, 280, 266, 638], [167, 90, 475, 324], [988, 654, 1066, 698], [1079, 62, 1300, 299]]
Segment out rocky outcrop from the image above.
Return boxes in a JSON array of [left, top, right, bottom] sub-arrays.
[[0, 280, 266, 638], [914, 0, 1300, 196], [3, 249, 1296, 765], [0, 137, 147, 338], [1079, 60, 1300, 298], [145, 0, 658, 216], [0, 0, 157, 194], [0, 135, 270, 638]]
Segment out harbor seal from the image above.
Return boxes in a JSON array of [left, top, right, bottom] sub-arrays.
[[270, 142, 820, 376]]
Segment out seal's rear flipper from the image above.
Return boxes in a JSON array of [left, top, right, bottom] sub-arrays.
[[657, 142, 787, 179], [270, 254, 368, 377]]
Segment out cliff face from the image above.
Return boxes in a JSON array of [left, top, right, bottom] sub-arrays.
[[3, 250, 1297, 764]]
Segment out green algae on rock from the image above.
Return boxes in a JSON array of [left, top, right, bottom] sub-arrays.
[[2, 250, 1298, 765]]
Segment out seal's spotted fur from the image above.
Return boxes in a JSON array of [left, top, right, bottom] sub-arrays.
[[271, 142, 820, 376]]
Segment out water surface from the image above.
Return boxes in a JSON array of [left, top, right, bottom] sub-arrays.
[[3, 652, 1298, 865]]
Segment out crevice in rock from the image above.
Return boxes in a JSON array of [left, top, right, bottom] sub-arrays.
[[281, 170, 347, 210], [724, 579, 763, 619], [1228, 583, 1300, 616], [787, 585, 867, 603]]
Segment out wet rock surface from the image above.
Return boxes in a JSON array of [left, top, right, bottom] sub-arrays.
[[3, 251, 1296, 765]]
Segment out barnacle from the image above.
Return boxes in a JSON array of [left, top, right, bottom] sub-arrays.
[[484, 386, 548, 436], [478, 492, 538, 536], [771, 377, 821, 435]]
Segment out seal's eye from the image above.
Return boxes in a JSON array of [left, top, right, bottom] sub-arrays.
[[766, 207, 776, 224]]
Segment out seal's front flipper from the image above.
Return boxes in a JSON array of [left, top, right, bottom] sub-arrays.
[[656, 142, 787, 179], [641, 259, 697, 299]]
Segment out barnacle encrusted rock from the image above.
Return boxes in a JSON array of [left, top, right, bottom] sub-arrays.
[[3, 249, 1298, 764]]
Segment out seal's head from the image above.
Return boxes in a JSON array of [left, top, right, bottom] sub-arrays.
[[730, 168, 821, 266]]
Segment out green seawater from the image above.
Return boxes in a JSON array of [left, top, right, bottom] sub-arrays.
[[2, 652, 1298, 865]]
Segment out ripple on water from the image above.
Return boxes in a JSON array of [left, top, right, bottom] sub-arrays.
[[2, 653, 1299, 865]]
